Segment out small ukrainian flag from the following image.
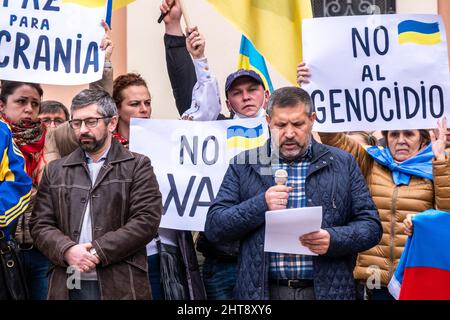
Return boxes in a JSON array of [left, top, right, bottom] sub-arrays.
[[238, 35, 274, 93], [398, 20, 441, 45], [227, 124, 266, 150]]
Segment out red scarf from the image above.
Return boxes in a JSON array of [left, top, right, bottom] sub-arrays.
[[1, 115, 46, 185], [112, 130, 129, 148]]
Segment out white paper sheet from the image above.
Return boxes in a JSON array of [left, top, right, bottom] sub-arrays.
[[264, 206, 323, 256]]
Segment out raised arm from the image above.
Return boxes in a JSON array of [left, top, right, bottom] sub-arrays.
[[162, 0, 196, 115], [430, 117, 450, 211], [90, 20, 114, 96], [181, 26, 221, 121]]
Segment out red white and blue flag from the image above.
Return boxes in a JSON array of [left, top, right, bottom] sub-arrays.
[[388, 209, 450, 300]]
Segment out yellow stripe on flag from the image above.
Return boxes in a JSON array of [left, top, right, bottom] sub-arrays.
[[113, 0, 136, 10], [227, 136, 266, 150], [62, 0, 107, 8], [62, 0, 134, 10], [398, 32, 441, 45], [207, 0, 313, 85]]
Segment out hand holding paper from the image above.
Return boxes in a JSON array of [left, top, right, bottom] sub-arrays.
[[300, 229, 330, 255], [264, 206, 323, 255]]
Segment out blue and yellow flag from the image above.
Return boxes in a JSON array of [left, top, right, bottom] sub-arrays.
[[62, 0, 134, 9], [207, 0, 313, 85], [227, 124, 266, 150], [398, 20, 441, 45], [238, 35, 274, 93]]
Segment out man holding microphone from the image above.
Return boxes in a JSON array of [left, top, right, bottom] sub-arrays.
[[205, 87, 382, 300]]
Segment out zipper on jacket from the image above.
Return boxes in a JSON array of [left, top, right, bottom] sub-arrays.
[[388, 186, 399, 281], [76, 163, 92, 243], [85, 163, 104, 300]]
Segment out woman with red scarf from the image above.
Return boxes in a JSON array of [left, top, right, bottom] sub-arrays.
[[0, 80, 50, 300]]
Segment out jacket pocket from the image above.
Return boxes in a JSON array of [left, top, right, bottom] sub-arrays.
[[124, 255, 148, 273]]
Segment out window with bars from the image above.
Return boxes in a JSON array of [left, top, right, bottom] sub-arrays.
[[311, 0, 396, 17]]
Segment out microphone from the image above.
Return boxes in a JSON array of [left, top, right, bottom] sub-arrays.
[[157, 11, 168, 23], [274, 169, 288, 186]]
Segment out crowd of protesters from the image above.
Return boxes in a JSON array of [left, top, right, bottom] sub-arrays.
[[1, 0, 449, 301]]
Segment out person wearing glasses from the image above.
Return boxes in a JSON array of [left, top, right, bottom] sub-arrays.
[[0, 21, 114, 300], [30, 89, 162, 300], [38, 101, 69, 129]]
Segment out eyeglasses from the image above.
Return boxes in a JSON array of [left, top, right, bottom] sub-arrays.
[[69, 116, 111, 129], [41, 118, 65, 126]]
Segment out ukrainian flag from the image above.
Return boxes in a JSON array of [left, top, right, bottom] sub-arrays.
[[238, 35, 274, 93], [398, 20, 441, 45], [227, 124, 266, 150], [207, 0, 313, 85], [62, 0, 134, 10]]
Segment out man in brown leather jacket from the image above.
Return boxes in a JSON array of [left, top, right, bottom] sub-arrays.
[[30, 89, 162, 300]]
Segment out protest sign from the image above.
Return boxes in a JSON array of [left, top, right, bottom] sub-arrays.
[[0, 0, 107, 85], [130, 118, 269, 231], [302, 14, 450, 132]]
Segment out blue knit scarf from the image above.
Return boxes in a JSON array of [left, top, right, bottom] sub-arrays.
[[365, 144, 434, 186]]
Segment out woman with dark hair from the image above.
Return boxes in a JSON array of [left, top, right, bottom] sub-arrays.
[[320, 124, 450, 301], [0, 80, 52, 300]]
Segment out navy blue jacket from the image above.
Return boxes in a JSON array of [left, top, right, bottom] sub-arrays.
[[205, 140, 382, 300]]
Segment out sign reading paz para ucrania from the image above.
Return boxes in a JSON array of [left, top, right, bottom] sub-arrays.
[[302, 14, 450, 132], [0, 0, 107, 85], [130, 118, 269, 231]]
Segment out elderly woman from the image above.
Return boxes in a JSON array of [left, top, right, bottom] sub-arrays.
[[297, 63, 450, 300], [320, 122, 449, 299]]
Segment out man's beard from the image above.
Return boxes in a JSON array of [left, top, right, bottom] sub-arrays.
[[78, 133, 108, 153], [280, 137, 311, 161]]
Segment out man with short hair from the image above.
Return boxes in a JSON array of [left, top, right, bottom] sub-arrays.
[[38, 101, 69, 128], [224, 69, 269, 119], [30, 89, 162, 300], [205, 86, 382, 300], [161, 0, 272, 299]]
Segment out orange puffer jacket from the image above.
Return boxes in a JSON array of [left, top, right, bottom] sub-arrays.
[[319, 133, 450, 287]]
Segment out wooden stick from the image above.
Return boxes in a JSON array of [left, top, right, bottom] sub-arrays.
[[179, 0, 192, 30]]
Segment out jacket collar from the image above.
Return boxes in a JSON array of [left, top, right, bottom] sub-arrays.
[[63, 138, 134, 167]]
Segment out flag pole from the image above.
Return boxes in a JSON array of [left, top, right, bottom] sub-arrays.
[[179, 0, 192, 29]]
